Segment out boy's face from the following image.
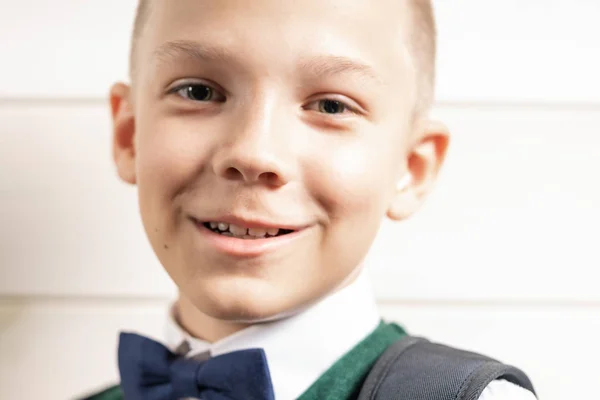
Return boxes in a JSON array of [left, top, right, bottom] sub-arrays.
[[111, 0, 447, 322]]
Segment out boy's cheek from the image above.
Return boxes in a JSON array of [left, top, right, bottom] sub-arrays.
[[306, 146, 398, 217], [135, 147, 197, 247], [136, 120, 208, 191]]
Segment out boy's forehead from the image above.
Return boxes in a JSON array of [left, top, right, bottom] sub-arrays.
[[139, 0, 414, 84]]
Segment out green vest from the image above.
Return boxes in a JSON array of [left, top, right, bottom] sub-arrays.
[[83, 321, 405, 400]]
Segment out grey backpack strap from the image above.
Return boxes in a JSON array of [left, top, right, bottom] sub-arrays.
[[358, 336, 536, 400]]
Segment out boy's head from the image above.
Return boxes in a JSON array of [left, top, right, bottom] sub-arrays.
[[110, 0, 448, 327]]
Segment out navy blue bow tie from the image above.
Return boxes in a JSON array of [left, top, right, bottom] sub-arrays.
[[118, 332, 275, 400]]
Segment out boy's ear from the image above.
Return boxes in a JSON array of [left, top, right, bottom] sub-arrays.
[[109, 82, 137, 185], [387, 120, 450, 221]]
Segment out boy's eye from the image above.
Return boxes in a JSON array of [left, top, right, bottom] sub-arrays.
[[305, 98, 356, 115], [170, 83, 225, 102], [319, 99, 346, 114]]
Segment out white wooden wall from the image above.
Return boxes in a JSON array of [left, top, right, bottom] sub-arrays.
[[1, 1, 599, 399]]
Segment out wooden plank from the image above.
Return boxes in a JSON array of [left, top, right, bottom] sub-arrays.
[[1, 103, 599, 300], [0, 299, 596, 399], [0, 0, 136, 98], [0, 0, 599, 103], [0, 103, 175, 297], [0, 300, 166, 400], [434, 0, 600, 104], [370, 105, 600, 301]]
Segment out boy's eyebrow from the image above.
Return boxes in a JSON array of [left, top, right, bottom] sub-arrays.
[[298, 55, 384, 84], [153, 40, 384, 84], [153, 40, 235, 65]]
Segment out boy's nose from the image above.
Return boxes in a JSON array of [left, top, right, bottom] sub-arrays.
[[214, 153, 287, 187], [211, 105, 292, 187]]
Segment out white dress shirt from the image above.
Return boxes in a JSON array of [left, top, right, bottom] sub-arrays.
[[163, 272, 536, 400]]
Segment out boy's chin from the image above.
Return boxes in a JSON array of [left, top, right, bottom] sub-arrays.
[[187, 277, 313, 323]]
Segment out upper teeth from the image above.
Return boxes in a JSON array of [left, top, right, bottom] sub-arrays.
[[209, 222, 281, 238]]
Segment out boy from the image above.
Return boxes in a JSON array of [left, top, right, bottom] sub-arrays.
[[86, 0, 536, 399]]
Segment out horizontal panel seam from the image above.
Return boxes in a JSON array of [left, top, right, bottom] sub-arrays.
[[1, 98, 600, 111], [1, 295, 599, 308]]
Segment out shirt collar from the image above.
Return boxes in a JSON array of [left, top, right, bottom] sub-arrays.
[[164, 271, 380, 400]]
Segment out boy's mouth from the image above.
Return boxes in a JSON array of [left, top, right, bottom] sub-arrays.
[[191, 216, 310, 257], [202, 221, 294, 240]]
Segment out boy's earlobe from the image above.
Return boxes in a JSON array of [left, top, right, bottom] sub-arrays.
[[386, 182, 420, 221], [109, 83, 137, 185], [386, 120, 450, 221]]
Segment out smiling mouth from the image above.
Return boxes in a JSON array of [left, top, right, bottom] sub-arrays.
[[201, 221, 295, 239]]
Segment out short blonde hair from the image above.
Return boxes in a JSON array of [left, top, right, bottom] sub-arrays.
[[130, 0, 436, 117], [406, 0, 437, 118]]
